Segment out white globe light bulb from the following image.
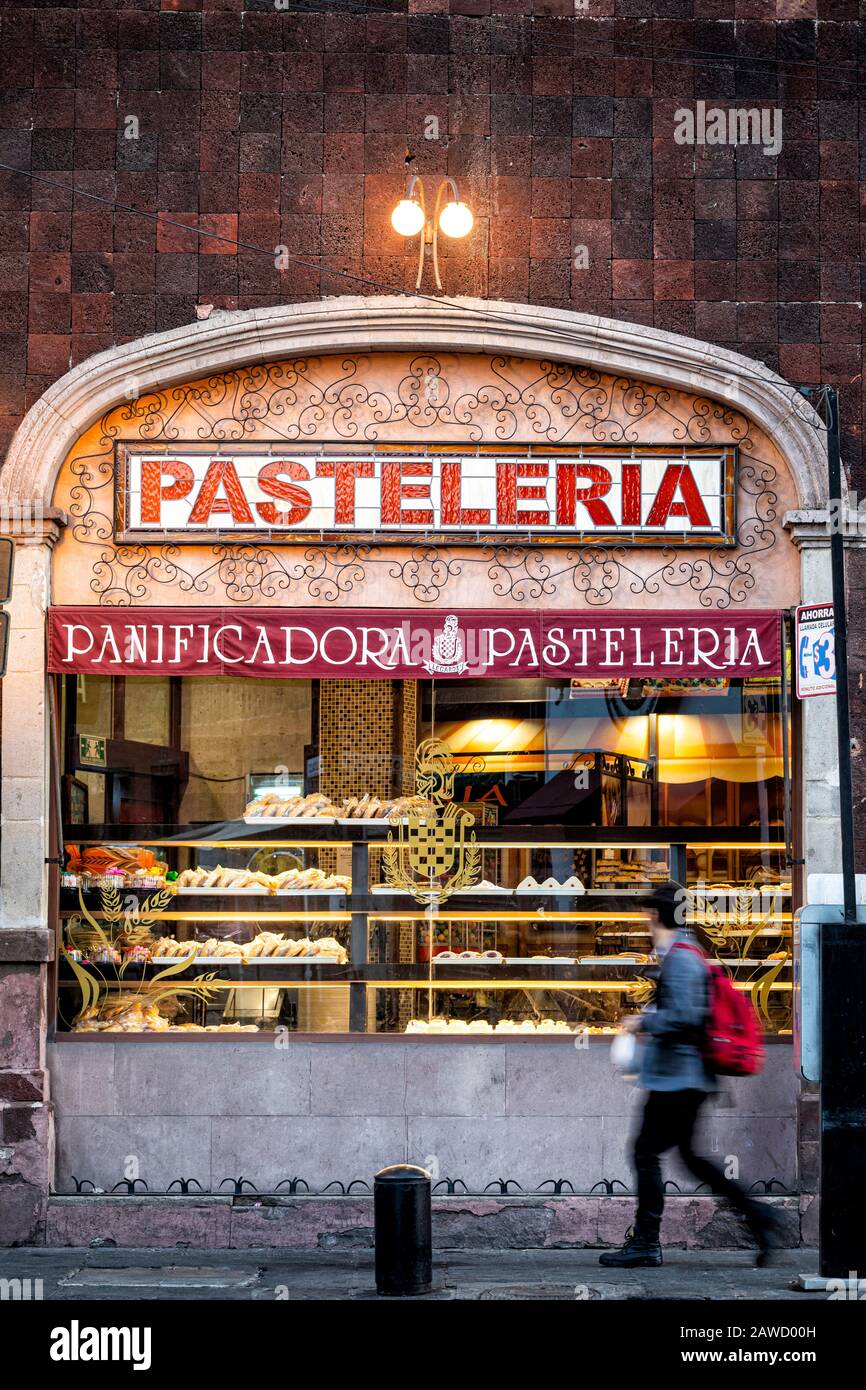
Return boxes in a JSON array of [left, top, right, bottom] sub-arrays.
[[391, 198, 425, 237], [438, 200, 474, 239]]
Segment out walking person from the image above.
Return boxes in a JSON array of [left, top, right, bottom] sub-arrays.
[[600, 886, 784, 1269]]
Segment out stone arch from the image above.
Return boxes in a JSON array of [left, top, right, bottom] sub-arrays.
[[0, 295, 827, 513]]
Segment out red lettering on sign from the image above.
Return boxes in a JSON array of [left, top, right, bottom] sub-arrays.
[[497, 462, 549, 526], [440, 461, 491, 526], [381, 460, 434, 526], [126, 450, 725, 538], [140, 459, 195, 524], [645, 464, 712, 529], [621, 462, 642, 527], [315, 460, 375, 525], [256, 460, 312, 527], [188, 459, 255, 526], [556, 463, 615, 527]]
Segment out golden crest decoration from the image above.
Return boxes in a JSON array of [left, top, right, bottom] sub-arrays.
[[382, 737, 479, 905]]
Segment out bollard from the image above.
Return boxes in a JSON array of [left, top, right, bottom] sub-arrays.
[[374, 1163, 433, 1296]]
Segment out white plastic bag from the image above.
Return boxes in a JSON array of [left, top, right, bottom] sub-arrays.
[[610, 1029, 638, 1076]]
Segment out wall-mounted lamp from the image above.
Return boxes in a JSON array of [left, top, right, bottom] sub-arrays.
[[390, 175, 474, 291]]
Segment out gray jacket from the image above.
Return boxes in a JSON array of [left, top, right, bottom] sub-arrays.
[[637, 931, 716, 1092]]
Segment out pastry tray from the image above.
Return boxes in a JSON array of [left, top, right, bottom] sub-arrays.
[[175, 886, 347, 896], [451, 884, 510, 895], [243, 815, 337, 826], [433, 955, 577, 966], [514, 886, 586, 895], [369, 884, 548, 895], [176, 885, 264, 895], [274, 888, 347, 896], [578, 956, 649, 964], [177, 955, 344, 965]]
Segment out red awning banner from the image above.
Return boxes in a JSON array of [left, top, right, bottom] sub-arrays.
[[48, 607, 782, 680]]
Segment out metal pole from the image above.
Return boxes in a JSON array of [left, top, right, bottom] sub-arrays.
[[801, 385, 865, 1277], [779, 613, 793, 868], [820, 386, 857, 923]]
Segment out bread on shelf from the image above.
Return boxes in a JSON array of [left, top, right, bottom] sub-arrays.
[[175, 864, 350, 893], [146, 930, 348, 966]]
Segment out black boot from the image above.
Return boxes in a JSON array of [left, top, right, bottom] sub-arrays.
[[599, 1228, 663, 1268], [748, 1205, 785, 1268]]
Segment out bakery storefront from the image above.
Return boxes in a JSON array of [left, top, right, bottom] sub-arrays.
[[0, 299, 833, 1245]]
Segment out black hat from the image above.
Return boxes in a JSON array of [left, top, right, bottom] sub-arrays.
[[648, 882, 686, 933], [649, 882, 714, 952]]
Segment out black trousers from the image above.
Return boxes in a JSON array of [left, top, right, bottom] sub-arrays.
[[633, 1088, 766, 1240]]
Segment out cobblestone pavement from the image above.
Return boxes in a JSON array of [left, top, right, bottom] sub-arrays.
[[0, 1246, 828, 1301]]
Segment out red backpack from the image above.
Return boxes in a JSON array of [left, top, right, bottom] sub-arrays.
[[673, 942, 765, 1077]]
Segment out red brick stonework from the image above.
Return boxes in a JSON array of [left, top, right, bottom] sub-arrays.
[[0, 936, 53, 1245]]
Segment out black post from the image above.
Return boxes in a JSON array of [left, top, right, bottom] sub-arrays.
[[374, 1164, 432, 1296], [820, 386, 857, 922], [802, 385, 865, 1279]]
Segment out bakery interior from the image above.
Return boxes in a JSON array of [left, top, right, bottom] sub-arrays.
[[54, 671, 794, 1039]]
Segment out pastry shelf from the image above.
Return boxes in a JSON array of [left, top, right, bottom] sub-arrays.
[[59, 889, 793, 921], [64, 822, 787, 848], [57, 957, 790, 983], [56, 823, 796, 1038]]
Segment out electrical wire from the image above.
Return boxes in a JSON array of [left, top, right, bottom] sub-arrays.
[[262, 0, 862, 81], [146, 0, 861, 78], [552, 30, 859, 78]]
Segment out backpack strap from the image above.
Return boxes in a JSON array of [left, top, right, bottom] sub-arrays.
[[669, 939, 712, 1026], [671, 940, 708, 964]]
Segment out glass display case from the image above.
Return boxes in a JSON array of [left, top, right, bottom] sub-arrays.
[[53, 666, 794, 1039], [55, 824, 792, 1040]]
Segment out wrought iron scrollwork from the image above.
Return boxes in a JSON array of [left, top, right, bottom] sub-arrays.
[[432, 1178, 470, 1195], [272, 1177, 311, 1195], [63, 354, 780, 609], [58, 1172, 792, 1198]]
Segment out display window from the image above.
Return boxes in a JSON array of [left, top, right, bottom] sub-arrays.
[[40, 346, 803, 1044], [53, 665, 794, 1041]]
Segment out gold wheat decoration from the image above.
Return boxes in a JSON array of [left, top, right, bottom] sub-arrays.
[[62, 883, 218, 1029]]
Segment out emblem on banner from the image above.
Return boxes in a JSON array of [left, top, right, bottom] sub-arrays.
[[423, 614, 468, 676], [382, 738, 479, 905]]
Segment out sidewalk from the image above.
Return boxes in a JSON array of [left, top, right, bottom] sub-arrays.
[[0, 1246, 826, 1301]]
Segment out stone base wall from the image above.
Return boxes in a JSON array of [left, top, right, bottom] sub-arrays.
[[45, 1193, 812, 1252], [48, 1039, 799, 1201]]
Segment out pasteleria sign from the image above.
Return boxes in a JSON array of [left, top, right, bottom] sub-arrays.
[[48, 608, 781, 680], [115, 444, 736, 545]]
